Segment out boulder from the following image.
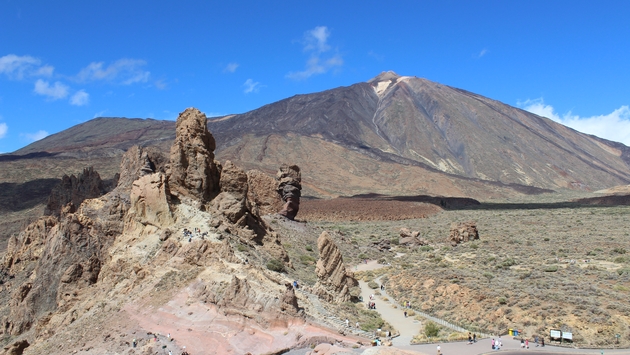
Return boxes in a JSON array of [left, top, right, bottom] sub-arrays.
[[449, 221, 479, 246], [313, 231, 358, 303], [168, 108, 220, 201], [276, 165, 301, 220], [398, 228, 428, 247]]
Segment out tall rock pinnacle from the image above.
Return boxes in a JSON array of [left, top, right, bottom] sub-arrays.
[[169, 108, 221, 202]]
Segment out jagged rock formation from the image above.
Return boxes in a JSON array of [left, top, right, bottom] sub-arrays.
[[0, 108, 313, 354], [44, 167, 115, 216], [399, 228, 429, 247], [313, 231, 358, 303], [277, 165, 301, 220], [449, 221, 479, 246], [168, 107, 221, 202]]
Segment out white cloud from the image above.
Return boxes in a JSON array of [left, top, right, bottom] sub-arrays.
[[477, 48, 488, 58], [154, 79, 167, 90], [34, 79, 69, 100], [287, 26, 343, 80], [76, 59, 150, 85], [0, 122, 7, 139], [224, 62, 239, 73], [304, 26, 331, 53], [521, 98, 630, 146], [70, 90, 89, 106], [22, 130, 49, 142], [0, 54, 54, 80], [243, 79, 261, 94]]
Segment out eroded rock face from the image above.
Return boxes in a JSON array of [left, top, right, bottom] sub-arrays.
[[118, 145, 168, 191], [169, 108, 220, 201], [280, 282, 300, 315], [211, 161, 248, 223], [277, 165, 301, 220], [449, 221, 479, 246], [2, 339, 29, 355], [246, 170, 283, 219], [126, 172, 173, 230], [44, 167, 112, 216], [313, 231, 358, 303]]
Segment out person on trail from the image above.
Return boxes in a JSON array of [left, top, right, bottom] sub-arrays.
[[436, 344, 441, 355], [498, 336, 502, 348], [541, 337, 545, 347], [473, 333, 476, 343], [345, 319, 349, 327], [520, 338, 525, 348], [404, 311, 407, 318], [491, 338, 495, 349], [525, 338, 529, 349], [468, 334, 472, 344]]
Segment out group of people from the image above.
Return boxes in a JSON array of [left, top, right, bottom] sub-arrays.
[[182, 228, 208, 242], [367, 293, 377, 309], [491, 337, 502, 349], [467, 332, 477, 344]]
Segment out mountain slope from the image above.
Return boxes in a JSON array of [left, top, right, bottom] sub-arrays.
[[208, 72, 630, 191], [2, 72, 630, 249]]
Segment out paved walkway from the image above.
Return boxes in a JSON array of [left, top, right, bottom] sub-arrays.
[[351, 261, 630, 355], [358, 279, 423, 346]]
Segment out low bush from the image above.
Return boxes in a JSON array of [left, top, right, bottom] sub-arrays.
[[424, 321, 440, 337], [266, 259, 285, 272]]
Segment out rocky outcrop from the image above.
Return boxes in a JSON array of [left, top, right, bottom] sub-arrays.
[[277, 165, 301, 220], [117, 145, 168, 191], [168, 108, 220, 202], [399, 228, 429, 247], [2, 339, 29, 355], [1, 155, 132, 337], [211, 160, 248, 223], [246, 170, 283, 219], [126, 172, 173, 230], [449, 221, 479, 246], [312, 231, 358, 303], [44, 167, 113, 216], [280, 282, 300, 315]]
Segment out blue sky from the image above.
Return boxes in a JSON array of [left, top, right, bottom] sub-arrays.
[[1, 0, 629, 153]]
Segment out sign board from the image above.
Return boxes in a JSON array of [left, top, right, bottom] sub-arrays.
[[550, 330, 562, 338], [562, 332, 573, 340]]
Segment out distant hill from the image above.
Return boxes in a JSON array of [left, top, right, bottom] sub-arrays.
[[2, 71, 630, 248]]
